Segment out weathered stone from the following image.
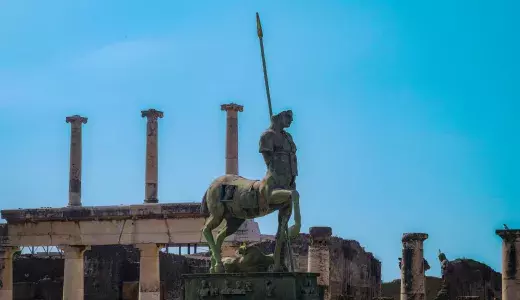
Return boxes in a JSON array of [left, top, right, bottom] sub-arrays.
[[141, 109, 163, 204], [0, 246, 19, 300], [65, 115, 88, 207], [221, 103, 243, 175], [182, 272, 322, 300], [496, 229, 520, 300], [61, 245, 89, 300], [400, 232, 428, 300], [308, 227, 332, 300]]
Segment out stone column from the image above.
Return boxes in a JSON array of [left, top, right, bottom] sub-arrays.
[[141, 109, 163, 203], [0, 246, 19, 300], [400, 233, 428, 300], [496, 229, 520, 300], [307, 226, 332, 300], [137, 244, 163, 300], [220, 103, 243, 175], [61, 245, 89, 300], [66, 115, 88, 207]]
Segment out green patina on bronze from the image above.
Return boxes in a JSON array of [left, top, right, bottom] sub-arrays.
[[221, 244, 275, 273], [201, 110, 301, 273], [434, 250, 452, 300], [182, 272, 321, 300]]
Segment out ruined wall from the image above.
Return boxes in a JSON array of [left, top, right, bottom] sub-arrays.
[[252, 233, 382, 300], [381, 259, 501, 300], [12, 245, 210, 300], [12, 235, 380, 300], [445, 259, 501, 299]]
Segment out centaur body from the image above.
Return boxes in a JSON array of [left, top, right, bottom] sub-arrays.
[[201, 110, 301, 273]]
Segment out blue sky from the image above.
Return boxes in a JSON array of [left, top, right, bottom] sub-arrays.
[[0, 1, 518, 281]]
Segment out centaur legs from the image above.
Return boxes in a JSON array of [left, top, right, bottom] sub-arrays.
[[269, 188, 300, 271], [270, 189, 301, 239]]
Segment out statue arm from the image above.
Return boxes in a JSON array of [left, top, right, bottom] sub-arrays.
[[259, 131, 275, 168]]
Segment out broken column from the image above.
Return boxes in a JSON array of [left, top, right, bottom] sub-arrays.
[[61, 245, 89, 300], [66, 115, 88, 207], [308, 226, 332, 300], [496, 229, 520, 300], [141, 109, 163, 203], [400, 233, 428, 300], [0, 246, 19, 300], [137, 244, 163, 300], [220, 103, 243, 175]]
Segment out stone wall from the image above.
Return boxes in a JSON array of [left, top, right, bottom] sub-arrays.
[[12, 246, 210, 300], [251, 233, 382, 299], [381, 259, 502, 300], [11, 235, 380, 300]]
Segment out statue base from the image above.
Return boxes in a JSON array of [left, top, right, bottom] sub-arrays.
[[182, 272, 322, 300]]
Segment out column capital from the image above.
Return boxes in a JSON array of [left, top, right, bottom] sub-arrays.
[[136, 243, 165, 251], [309, 226, 332, 245], [402, 232, 428, 242], [66, 115, 88, 124], [496, 229, 520, 241], [0, 246, 20, 258], [221, 103, 244, 113], [59, 245, 90, 258], [141, 109, 164, 120]]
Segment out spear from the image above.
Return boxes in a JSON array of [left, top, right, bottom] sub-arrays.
[[256, 12, 273, 119]]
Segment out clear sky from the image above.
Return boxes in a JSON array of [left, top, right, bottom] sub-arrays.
[[0, 0, 518, 281]]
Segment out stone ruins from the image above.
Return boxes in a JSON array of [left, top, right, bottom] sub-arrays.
[[0, 104, 518, 300]]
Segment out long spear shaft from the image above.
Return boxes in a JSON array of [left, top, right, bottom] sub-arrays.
[[256, 12, 273, 119]]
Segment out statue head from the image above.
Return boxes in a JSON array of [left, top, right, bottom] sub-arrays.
[[438, 249, 447, 261], [271, 110, 293, 129]]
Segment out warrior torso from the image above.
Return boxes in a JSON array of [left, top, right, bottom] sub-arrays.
[[259, 129, 298, 177]]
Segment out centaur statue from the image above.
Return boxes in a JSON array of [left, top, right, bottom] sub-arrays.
[[201, 110, 301, 273]]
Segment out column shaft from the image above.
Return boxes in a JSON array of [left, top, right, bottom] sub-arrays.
[[66, 115, 88, 207], [137, 244, 162, 300], [221, 103, 243, 175], [400, 233, 428, 300], [308, 227, 332, 300], [496, 229, 520, 300], [62, 245, 89, 300], [0, 247, 19, 300], [141, 109, 163, 203]]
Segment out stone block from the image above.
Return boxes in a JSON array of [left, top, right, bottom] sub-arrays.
[[182, 272, 322, 300]]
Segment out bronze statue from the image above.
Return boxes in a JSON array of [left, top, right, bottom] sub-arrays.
[[434, 249, 452, 300], [221, 243, 275, 273], [201, 110, 301, 273]]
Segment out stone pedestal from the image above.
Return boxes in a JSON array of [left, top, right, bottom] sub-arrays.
[[65, 115, 88, 207], [141, 109, 163, 204], [307, 227, 332, 300], [220, 103, 243, 175], [182, 272, 322, 300], [0, 247, 19, 300], [137, 244, 162, 300], [496, 229, 520, 300], [61, 245, 89, 300], [400, 233, 428, 300]]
